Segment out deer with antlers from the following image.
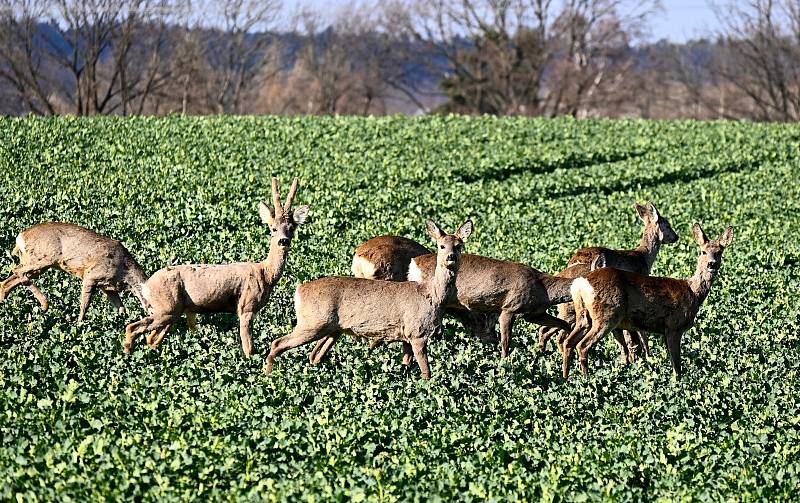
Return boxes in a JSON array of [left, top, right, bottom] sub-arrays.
[[0, 223, 149, 320], [264, 219, 473, 379], [538, 202, 679, 362], [561, 223, 733, 378], [124, 177, 309, 356]]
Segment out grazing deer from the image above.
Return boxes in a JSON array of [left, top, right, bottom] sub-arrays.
[[538, 201, 679, 362], [0, 223, 149, 320], [561, 224, 733, 379], [264, 219, 473, 379], [407, 253, 575, 358], [124, 177, 309, 356]]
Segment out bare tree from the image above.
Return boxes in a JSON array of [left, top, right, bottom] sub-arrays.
[[270, 6, 395, 116], [0, 0, 189, 115], [711, 0, 800, 121], [0, 0, 58, 114], [197, 0, 283, 114], [382, 0, 658, 116]]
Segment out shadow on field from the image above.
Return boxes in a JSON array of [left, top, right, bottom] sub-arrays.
[[458, 150, 648, 184], [548, 157, 761, 199]]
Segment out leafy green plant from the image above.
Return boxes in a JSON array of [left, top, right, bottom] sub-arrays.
[[0, 116, 798, 501]]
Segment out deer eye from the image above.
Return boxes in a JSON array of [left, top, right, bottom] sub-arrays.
[[439, 244, 445, 249]]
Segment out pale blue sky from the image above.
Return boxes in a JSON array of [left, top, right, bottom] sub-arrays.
[[284, 0, 722, 43], [649, 1, 721, 41]]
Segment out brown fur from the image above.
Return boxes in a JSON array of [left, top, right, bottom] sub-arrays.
[[409, 253, 574, 358], [124, 177, 309, 356], [561, 223, 733, 378], [308, 235, 499, 364], [351, 235, 429, 280], [264, 219, 473, 379], [539, 201, 679, 362], [0, 222, 148, 320]]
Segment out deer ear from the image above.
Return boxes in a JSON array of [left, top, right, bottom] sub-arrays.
[[292, 205, 310, 225], [718, 226, 734, 247], [259, 201, 275, 225], [692, 223, 708, 246], [647, 201, 660, 221], [456, 219, 473, 241], [635, 203, 649, 222], [426, 220, 446, 240]]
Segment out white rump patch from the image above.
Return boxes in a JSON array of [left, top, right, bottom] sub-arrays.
[[15, 234, 25, 253], [294, 286, 302, 313], [140, 283, 151, 303], [351, 255, 376, 279], [407, 259, 423, 283], [571, 277, 595, 304]]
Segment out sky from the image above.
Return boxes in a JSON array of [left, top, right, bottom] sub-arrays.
[[286, 0, 723, 43], [649, 1, 722, 42]]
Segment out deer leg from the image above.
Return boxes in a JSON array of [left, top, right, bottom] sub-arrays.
[[614, 329, 631, 363], [78, 280, 97, 321], [27, 284, 49, 311], [1, 266, 45, 300], [186, 312, 198, 330], [124, 313, 179, 354], [309, 335, 339, 365], [576, 322, 613, 377], [0, 273, 50, 311], [450, 309, 498, 344], [148, 324, 172, 349], [526, 312, 571, 334], [538, 326, 560, 351], [498, 310, 515, 358], [666, 330, 683, 378], [0, 273, 23, 301], [238, 311, 255, 357], [410, 337, 431, 379], [264, 324, 335, 375], [103, 290, 125, 315], [539, 303, 574, 352], [561, 322, 589, 379], [638, 331, 651, 359], [402, 342, 414, 368]]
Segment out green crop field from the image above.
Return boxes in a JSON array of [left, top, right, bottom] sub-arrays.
[[0, 116, 799, 501]]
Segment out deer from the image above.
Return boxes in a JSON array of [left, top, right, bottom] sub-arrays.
[[538, 201, 679, 363], [305, 235, 497, 363], [123, 177, 309, 356], [561, 223, 733, 379], [264, 219, 473, 379], [404, 253, 575, 358], [0, 222, 149, 320]]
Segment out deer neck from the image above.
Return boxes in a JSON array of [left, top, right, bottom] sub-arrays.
[[688, 266, 716, 302], [427, 260, 457, 307], [123, 262, 150, 310], [635, 225, 662, 274], [261, 241, 289, 285]]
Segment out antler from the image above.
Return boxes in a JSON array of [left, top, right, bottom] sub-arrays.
[[271, 177, 283, 216], [283, 177, 300, 212]]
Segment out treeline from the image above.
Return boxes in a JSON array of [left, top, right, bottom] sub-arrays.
[[1, 0, 799, 121]]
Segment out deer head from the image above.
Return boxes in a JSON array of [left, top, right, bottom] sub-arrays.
[[636, 201, 679, 244], [693, 223, 734, 275], [426, 219, 473, 269], [259, 177, 310, 250]]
